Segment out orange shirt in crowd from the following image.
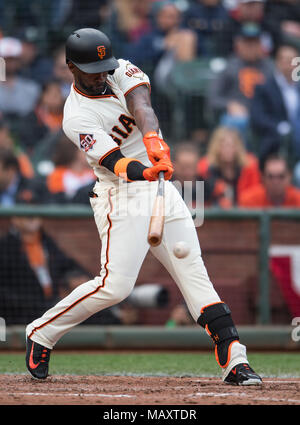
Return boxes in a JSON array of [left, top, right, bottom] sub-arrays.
[[239, 184, 300, 208], [47, 166, 96, 198], [197, 153, 261, 206]]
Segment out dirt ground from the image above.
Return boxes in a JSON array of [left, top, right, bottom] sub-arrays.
[[0, 375, 299, 405]]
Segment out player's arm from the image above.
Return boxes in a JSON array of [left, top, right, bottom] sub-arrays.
[[101, 148, 173, 182], [63, 111, 172, 183], [126, 84, 159, 136], [125, 85, 171, 165]]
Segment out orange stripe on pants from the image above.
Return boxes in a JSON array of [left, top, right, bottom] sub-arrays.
[[29, 189, 113, 339]]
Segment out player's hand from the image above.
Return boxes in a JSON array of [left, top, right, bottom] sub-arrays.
[[143, 131, 170, 165], [143, 159, 174, 181]]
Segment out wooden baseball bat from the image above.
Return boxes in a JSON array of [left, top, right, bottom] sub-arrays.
[[147, 171, 165, 247]]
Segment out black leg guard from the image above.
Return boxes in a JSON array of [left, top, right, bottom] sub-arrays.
[[197, 302, 239, 367]]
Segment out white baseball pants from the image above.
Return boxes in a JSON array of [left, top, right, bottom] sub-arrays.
[[27, 180, 221, 349]]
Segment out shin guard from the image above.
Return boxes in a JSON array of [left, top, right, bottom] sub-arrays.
[[197, 302, 239, 368]]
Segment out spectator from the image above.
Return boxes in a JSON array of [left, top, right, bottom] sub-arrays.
[[0, 146, 50, 206], [0, 118, 34, 179], [0, 37, 40, 120], [18, 28, 54, 85], [53, 46, 73, 99], [0, 147, 36, 206], [125, 1, 196, 136], [294, 164, 300, 189], [239, 153, 300, 207], [172, 143, 202, 208], [165, 303, 194, 327], [104, 0, 153, 59], [224, 0, 273, 54], [208, 23, 273, 141], [0, 212, 90, 325], [250, 44, 300, 165], [198, 126, 261, 207], [264, 0, 300, 50], [183, 0, 230, 57], [126, 1, 197, 74], [17, 80, 64, 154], [47, 135, 96, 202]]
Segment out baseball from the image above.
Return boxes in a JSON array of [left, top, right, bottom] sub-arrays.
[[173, 241, 190, 259]]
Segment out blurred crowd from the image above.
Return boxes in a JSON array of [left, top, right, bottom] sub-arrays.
[[0, 0, 300, 209]]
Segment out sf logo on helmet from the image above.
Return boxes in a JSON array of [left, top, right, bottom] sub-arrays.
[[97, 45, 106, 60]]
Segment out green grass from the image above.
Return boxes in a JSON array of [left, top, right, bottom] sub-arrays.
[[1, 352, 300, 377]]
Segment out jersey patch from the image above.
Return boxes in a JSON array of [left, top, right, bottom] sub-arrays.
[[79, 134, 96, 152], [125, 63, 144, 80]]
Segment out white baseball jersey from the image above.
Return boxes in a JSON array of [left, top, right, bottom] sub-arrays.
[[63, 59, 153, 183]]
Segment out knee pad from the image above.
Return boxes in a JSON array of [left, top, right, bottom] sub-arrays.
[[197, 302, 239, 367]]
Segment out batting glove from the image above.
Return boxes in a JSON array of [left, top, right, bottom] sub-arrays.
[[143, 159, 174, 181], [143, 131, 170, 165]]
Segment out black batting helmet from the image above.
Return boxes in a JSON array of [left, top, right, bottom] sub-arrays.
[[65, 28, 119, 74]]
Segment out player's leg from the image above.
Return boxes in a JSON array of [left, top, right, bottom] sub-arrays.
[[150, 182, 262, 385], [26, 185, 151, 378]]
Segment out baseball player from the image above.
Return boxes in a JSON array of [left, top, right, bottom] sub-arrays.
[[25, 28, 262, 386]]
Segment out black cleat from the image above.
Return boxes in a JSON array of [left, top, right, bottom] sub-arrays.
[[224, 363, 262, 386], [26, 337, 51, 380]]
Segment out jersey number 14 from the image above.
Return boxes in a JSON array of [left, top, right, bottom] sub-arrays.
[[110, 114, 136, 146]]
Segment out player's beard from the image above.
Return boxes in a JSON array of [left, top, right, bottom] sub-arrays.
[[77, 75, 107, 96]]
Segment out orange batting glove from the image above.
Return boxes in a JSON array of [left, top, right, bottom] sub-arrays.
[[143, 159, 174, 181], [143, 131, 170, 165]]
